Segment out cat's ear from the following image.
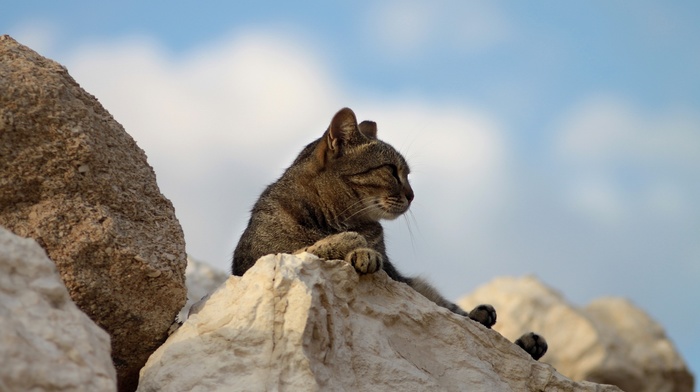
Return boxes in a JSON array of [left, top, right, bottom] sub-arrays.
[[358, 121, 377, 139], [315, 108, 364, 166], [327, 107, 361, 150]]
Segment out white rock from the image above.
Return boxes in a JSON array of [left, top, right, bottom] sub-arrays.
[[458, 276, 694, 392], [177, 255, 229, 321], [0, 226, 117, 391], [138, 253, 620, 392]]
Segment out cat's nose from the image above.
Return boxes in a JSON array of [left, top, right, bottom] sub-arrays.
[[404, 186, 414, 203]]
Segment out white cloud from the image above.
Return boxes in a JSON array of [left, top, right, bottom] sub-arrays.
[[554, 95, 700, 222], [564, 176, 626, 226], [57, 29, 508, 270], [557, 96, 700, 168], [66, 31, 340, 171], [366, 0, 511, 57], [643, 182, 688, 219], [367, 1, 437, 56], [351, 100, 510, 226]]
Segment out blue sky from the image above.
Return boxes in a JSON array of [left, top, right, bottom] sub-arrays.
[[4, 1, 699, 384]]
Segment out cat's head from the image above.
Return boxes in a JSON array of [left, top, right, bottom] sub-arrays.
[[313, 108, 414, 222]]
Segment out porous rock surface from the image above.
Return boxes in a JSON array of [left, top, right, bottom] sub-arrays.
[[458, 276, 694, 392], [138, 253, 620, 392], [0, 226, 117, 391], [0, 35, 187, 391]]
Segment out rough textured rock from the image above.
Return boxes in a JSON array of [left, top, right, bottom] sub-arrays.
[[178, 255, 229, 321], [0, 226, 117, 391], [138, 253, 620, 392], [458, 276, 694, 392], [0, 35, 187, 391]]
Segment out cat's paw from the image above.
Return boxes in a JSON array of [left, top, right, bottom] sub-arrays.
[[298, 231, 368, 260], [346, 247, 383, 274], [514, 332, 548, 360], [334, 231, 368, 250], [468, 304, 497, 329]]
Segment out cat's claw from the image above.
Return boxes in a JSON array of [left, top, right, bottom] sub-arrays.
[[346, 247, 383, 274], [468, 304, 497, 329], [515, 332, 548, 360]]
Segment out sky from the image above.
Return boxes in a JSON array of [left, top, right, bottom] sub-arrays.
[[4, 0, 699, 383]]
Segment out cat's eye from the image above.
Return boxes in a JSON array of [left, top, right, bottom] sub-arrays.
[[386, 164, 400, 181]]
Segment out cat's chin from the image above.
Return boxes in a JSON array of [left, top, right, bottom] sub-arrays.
[[374, 199, 411, 221], [364, 209, 403, 222], [379, 209, 408, 221]]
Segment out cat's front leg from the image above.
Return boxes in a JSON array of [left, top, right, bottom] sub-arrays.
[[296, 232, 383, 274], [295, 231, 368, 260]]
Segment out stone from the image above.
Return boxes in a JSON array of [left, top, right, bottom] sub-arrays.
[[138, 253, 621, 391], [458, 276, 694, 392], [178, 255, 229, 321], [0, 226, 117, 391], [0, 35, 187, 391]]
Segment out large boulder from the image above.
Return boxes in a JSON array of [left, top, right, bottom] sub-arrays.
[[0, 226, 117, 391], [0, 35, 187, 391], [138, 253, 621, 391], [458, 276, 694, 392]]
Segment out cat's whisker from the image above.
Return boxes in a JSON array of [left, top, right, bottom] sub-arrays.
[[402, 214, 417, 255], [407, 209, 421, 236], [338, 197, 376, 218], [336, 199, 376, 225], [343, 202, 380, 223]]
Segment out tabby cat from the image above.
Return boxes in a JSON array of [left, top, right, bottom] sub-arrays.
[[232, 107, 547, 360]]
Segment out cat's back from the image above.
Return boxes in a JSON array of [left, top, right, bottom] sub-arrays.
[[231, 139, 325, 274]]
